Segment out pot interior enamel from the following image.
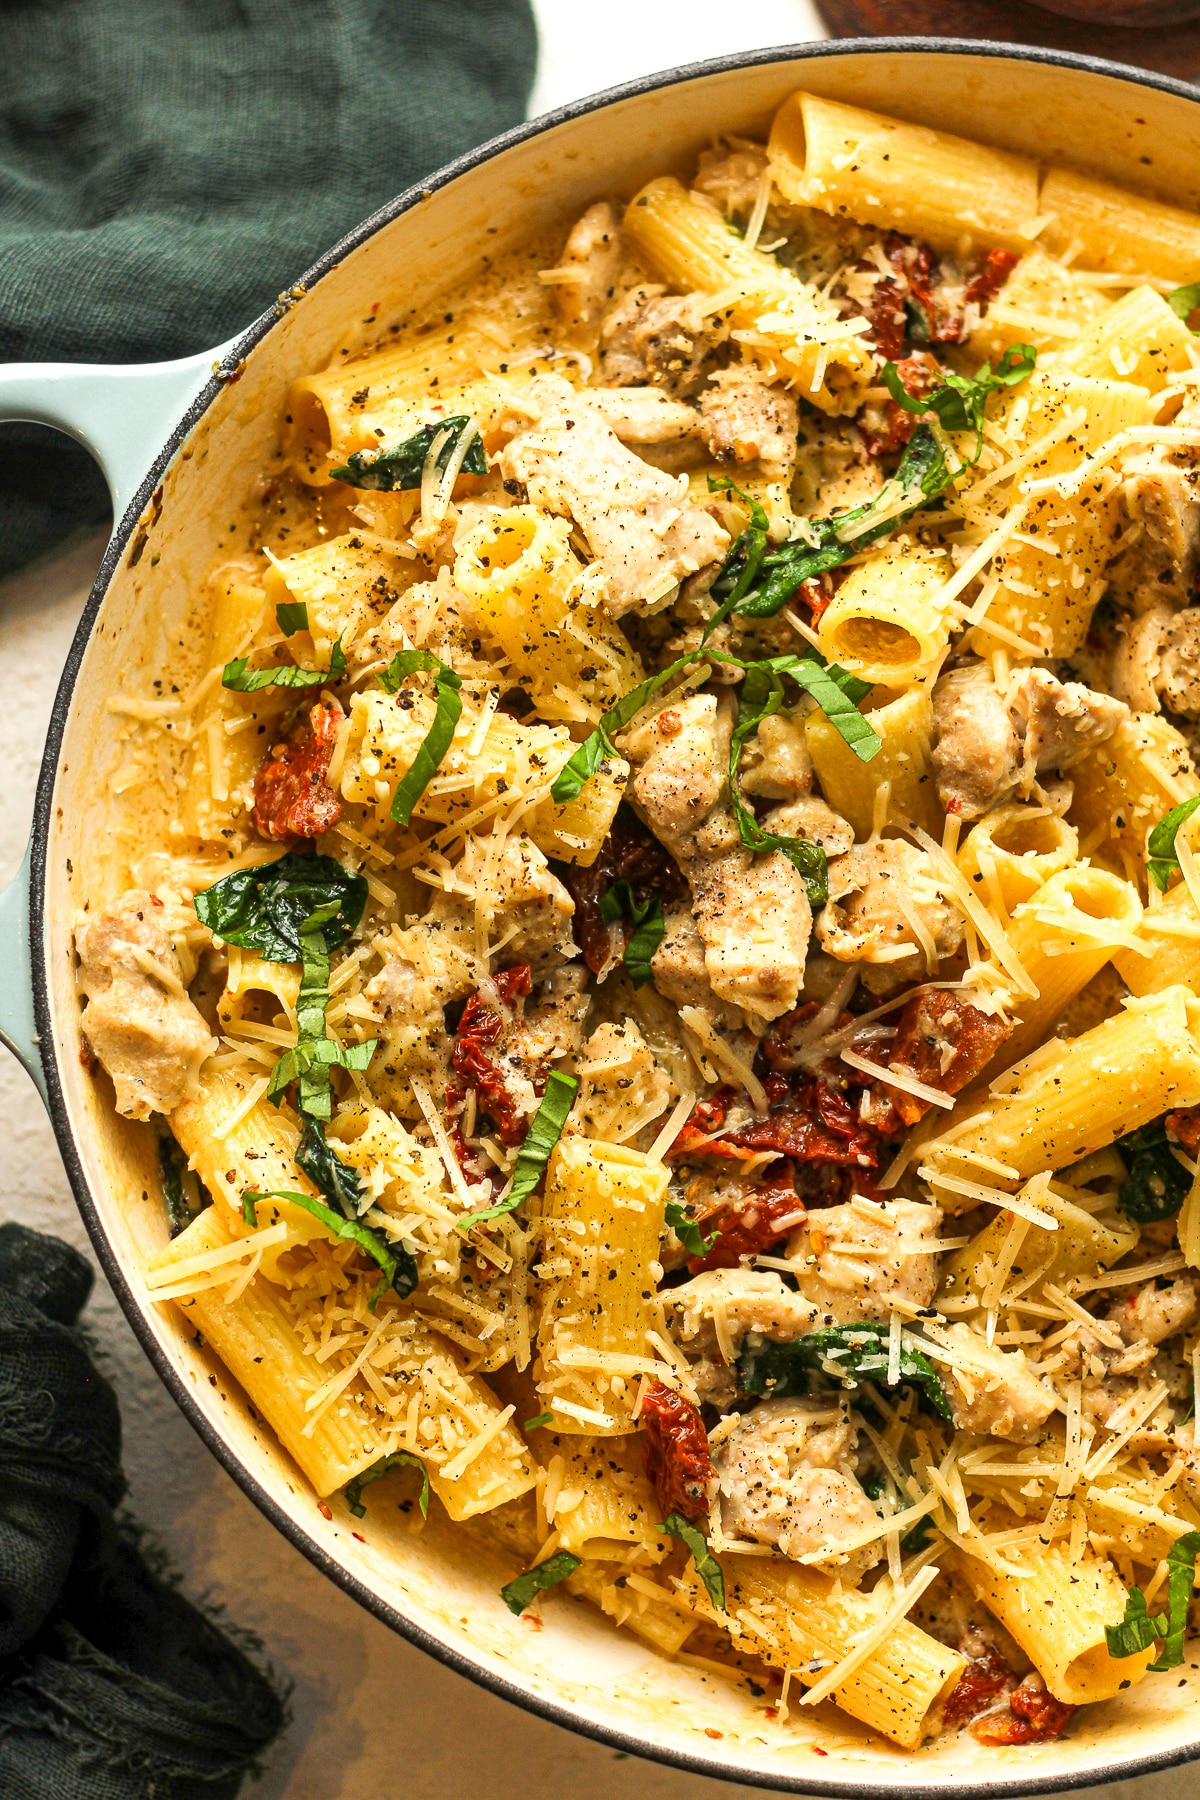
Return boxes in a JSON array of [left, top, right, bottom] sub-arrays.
[[39, 44, 1200, 1793]]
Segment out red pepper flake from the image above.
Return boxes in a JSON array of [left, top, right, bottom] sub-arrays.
[[1168, 1104, 1200, 1156], [252, 698, 344, 842], [317, 1501, 333, 1521], [641, 1380, 717, 1523], [704, 1728, 723, 1739], [812, 1746, 829, 1756], [352, 1531, 366, 1543]]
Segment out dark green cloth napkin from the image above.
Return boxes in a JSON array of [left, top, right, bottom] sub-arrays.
[[0, 0, 538, 576], [0, 1224, 285, 1799]]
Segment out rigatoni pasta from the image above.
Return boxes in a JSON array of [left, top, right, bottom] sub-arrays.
[[78, 85, 1200, 1753]]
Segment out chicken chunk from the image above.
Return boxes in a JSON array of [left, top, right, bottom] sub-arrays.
[[75, 891, 216, 1121], [690, 844, 812, 1021], [670, 1269, 825, 1362], [692, 144, 770, 219], [700, 375, 799, 481], [761, 796, 854, 858], [499, 376, 728, 616], [586, 386, 701, 446], [738, 710, 814, 801], [938, 1324, 1057, 1443], [650, 906, 743, 1028], [599, 285, 725, 397], [817, 839, 964, 991], [573, 1018, 674, 1143], [464, 835, 577, 979], [553, 201, 623, 342], [1156, 607, 1200, 717], [713, 1396, 881, 1571], [626, 692, 732, 863], [1108, 427, 1200, 617], [1008, 668, 1128, 784], [1107, 1273, 1199, 1347], [932, 661, 1021, 820], [786, 1198, 943, 1325]]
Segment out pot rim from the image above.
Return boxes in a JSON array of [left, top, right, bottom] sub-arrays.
[[29, 35, 1200, 1794]]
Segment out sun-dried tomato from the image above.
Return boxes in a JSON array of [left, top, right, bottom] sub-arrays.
[[669, 1075, 885, 1170], [876, 990, 1014, 1128], [900, 237, 965, 345], [971, 1675, 1075, 1746], [252, 699, 344, 842], [450, 964, 534, 1147], [686, 1159, 806, 1273], [964, 249, 1018, 315], [556, 806, 686, 975], [866, 272, 907, 361], [943, 1647, 1014, 1728], [640, 1380, 716, 1523], [1167, 1104, 1200, 1156], [859, 351, 943, 460]]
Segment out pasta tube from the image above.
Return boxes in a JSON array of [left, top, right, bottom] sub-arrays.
[[264, 534, 409, 665], [1040, 166, 1200, 285], [622, 176, 873, 416], [768, 91, 1039, 254], [1070, 713, 1200, 879], [534, 1137, 668, 1435], [1116, 880, 1200, 998], [815, 544, 954, 686], [939, 1178, 1138, 1308], [957, 805, 1079, 913], [805, 683, 939, 838], [947, 1540, 1153, 1704], [1057, 285, 1196, 395]]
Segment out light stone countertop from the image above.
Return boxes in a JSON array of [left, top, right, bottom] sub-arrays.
[[1, 6, 1194, 1793]]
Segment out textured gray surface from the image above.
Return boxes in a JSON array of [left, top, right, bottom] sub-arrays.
[[2, 3, 1196, 1789]]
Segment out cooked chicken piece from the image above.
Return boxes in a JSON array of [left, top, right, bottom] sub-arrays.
[[1008, 667, 1128, 787], [599, 285, 726, 397], [1156, 607, 1200, 717], [931, 660, 1127, 818], [692, 144, 770, 219], [670, 1268, 825, 1361], [738, 710, 814, 800], [938, 1324, 1056, 1443], [714, 1396, 882, 1572], [499, 375, 728, 616], [786, 1198, 942, 1325], [462, 835, 577, 979], [75, 891, 216, 1121], [690, 844, 812, 1022], [932, 661, 1021, 820], [626, 692, 732, 864], [363, 918, 473, 1111], [762, 796, 854, 858], [700, 375, 799, 480], [1108, 1272, 1199, 1347], [552, 201, 623, 342], [586, 386, 701, 445], [816, 839, 963, 991], [1108, 406, 1200, 617], [650, 906, 743, 1028], [506, 964, 591, 1070], [573, 1019, 674, 1143], [1107, 603, 1174, 714]]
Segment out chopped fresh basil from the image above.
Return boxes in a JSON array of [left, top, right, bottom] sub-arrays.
[[456, 1070, 578, 1231], [344, 1450, 429, 1520], [598, 880, 665, 986], [293, 1116, 365, 1219], [707, 476, 770, 624], [275, 600, 310, 635], [159, 1132, 208, 1238], [665, 1198, 718, 1260], [500, 1550, 582, 1615], [1167, 282, 1200, 331], [243, 1186, 417, 1307], [736, 1322, 953, 1423], [883, 343, 1037, 458], [1106, 1530, 1200, 1671], [1117, 1121, 1191, 1223], [223, 633, 346, 692], [376, 648, 465, 829], [194, 852, 367, 962], [658, 1513, 725, 1613], [524, 1412, 555, 1432], [332, 416, 487, 491], [1147, 795, 1200, 892]]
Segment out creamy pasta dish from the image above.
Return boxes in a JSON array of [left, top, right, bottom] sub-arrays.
[[76, 91, 1200, 1752]]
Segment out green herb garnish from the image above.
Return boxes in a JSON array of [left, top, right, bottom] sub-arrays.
[[194, 852, 367, 962], [664, 1198, 718, 1260], [158, 1133, 208, 1238], [332, 416, 487, 491], [883, 343, 1037, 459], [376, 648, 464, 829], [275, 600, 310, 635], [456, 1071, 579, 1232], [1106, 1530, 1200, 1671], [242, 1186, 416, 1307], [736, 1322, 953, 1422], [223, 634, 346, 692], [598, 880, 665, 987], [1167, 282, 1200, 331], [501, 1550, 582, 1615], [524, 1412, 555, 1432], [345, 1450, 429, 1519], [658, 1513, 725, 1612], [1147, 795, 1200, 892], [1117, 1120, 1191, 1223]]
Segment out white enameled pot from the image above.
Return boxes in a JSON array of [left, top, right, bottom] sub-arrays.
[[3, 39, 1199, 1793]]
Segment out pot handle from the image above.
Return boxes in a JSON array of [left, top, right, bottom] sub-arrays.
[[0, 339, 240, 515], [0, 336, 239, 1102]]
